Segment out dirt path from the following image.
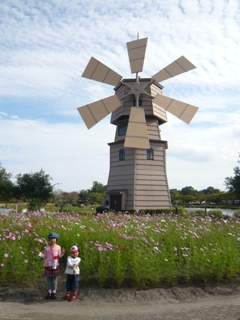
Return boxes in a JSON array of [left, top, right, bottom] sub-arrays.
[[1, 280, 240, 320]]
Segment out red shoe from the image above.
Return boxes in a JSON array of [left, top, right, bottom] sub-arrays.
[[70, 294, 77, 301], [64, 292, 71, 300]]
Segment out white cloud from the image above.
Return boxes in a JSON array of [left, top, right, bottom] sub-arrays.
[[0, 112, 8, 117], [0, 117, 116, 191], [0, 0, 239, 193]]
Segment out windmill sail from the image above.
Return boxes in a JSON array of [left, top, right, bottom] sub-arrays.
[[124, 107, 150, 149], [82, 57, 122, 86], [152, 56, 196, 83], [153, 94, 198, 124], [78, 95, 121, 129], [126, 37, 148, 74]]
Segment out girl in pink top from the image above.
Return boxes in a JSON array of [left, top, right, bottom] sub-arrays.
[[37, 232, 65, 300]]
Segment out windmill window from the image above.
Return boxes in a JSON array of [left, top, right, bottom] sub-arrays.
[[118, 123, 127, 136], [133, 99, 142, 106], [147, 148, 154, 160], [119, 149, 125, 161]]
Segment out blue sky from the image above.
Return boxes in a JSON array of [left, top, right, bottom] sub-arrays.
[[0, 0, 239, 192]]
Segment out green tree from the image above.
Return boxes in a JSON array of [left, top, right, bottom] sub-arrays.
[[15, 169, 53, 210], [180, 186, 198, 196], [181, 194, 196, 204], [78, 189, 89, 204], [0, 163, 14, 206], [88, 181, 106, 194], [198, 186, 222, 204], [88, 192, 104, 205], [87, 181, 106, 206], [201, 186, 221, 195], [207, 191, 226, 204], [225, 154, 240, 198], [170, 189, 181, 203]]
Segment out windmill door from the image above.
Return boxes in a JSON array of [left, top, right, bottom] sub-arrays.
[[110, 194, 122, 212]]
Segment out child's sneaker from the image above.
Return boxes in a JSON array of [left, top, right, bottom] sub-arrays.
[[70, 294, 77, 301], [51, 293, 57, 300], [64, 292, 71, 300], [45, 292, 51, 300]]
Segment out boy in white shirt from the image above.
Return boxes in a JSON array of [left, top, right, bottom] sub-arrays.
[[64, 245, 81, 301]]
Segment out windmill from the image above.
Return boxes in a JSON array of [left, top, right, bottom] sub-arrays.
[[77, 37, 198, 212]]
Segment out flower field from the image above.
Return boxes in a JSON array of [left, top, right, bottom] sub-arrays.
[[1, 211, 240, 289]]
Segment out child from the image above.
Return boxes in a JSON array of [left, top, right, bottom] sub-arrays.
[[37, 232, 65, 300], [64, 245, 81, 301]]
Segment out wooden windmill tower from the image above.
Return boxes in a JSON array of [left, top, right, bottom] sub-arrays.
[[77, 37, 198, 212]]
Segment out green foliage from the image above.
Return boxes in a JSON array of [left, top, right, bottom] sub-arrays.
[[88, 181, 106, 194], [138, 209, 171, 215], [136, 207, 185, 215], [15, 169, 53, 210], [0, 163, 14, 205], [225, 154, 240, 198], [233, 209, 240, 218], [1, 211, 240, 289], [207, 210, 223, 218], [169, 189, 181, 202], [88, 192, 104, 205], [189, 209, 223, 218], [173, 206, 185, 215], [78, 189, 89, 204], [86, 181, 106, 206], [201, 186, 221, 195], [96, 206, 108, 213], [180, 186, 198, 196]]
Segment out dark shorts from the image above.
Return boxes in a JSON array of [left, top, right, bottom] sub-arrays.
[[66, 274, 80, 291]]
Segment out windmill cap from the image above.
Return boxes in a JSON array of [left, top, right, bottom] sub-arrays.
[[70, 245, 78, 253]]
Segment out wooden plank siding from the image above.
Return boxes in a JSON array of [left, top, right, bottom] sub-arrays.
[[133, 142, 171, 210], [106, 140, 171, 210]]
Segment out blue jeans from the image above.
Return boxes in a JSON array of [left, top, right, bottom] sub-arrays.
[[66, 274, 80, 292]]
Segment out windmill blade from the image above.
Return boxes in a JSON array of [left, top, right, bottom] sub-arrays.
[[126, 37, 148, 74], [152, 56, 196, 83], [82, 57, 122, 86], [124, 107, 150, 149], [77, 95, 121, 129], [153, 94, 198, 124]]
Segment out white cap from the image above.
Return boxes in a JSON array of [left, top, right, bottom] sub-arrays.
[[70, 245, 78, 253]]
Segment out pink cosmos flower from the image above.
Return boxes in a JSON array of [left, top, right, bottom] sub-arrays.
[[95, 243, 102, 247], [1, 263, 4, 267], [4, 253, 9, 258], [24, 260, 28, 263], [6, 232, 13, 239]]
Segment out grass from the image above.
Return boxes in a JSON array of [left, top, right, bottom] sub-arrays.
[[3, 203, 96, 214], [1, 210, 240, 289]]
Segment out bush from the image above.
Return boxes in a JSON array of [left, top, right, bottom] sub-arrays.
[[190, 209, 223, 218], [96, 206, 108, 213], [137, 209, 171, 215], [207, 210, 223, 218], [233, 209, 240, 218]]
